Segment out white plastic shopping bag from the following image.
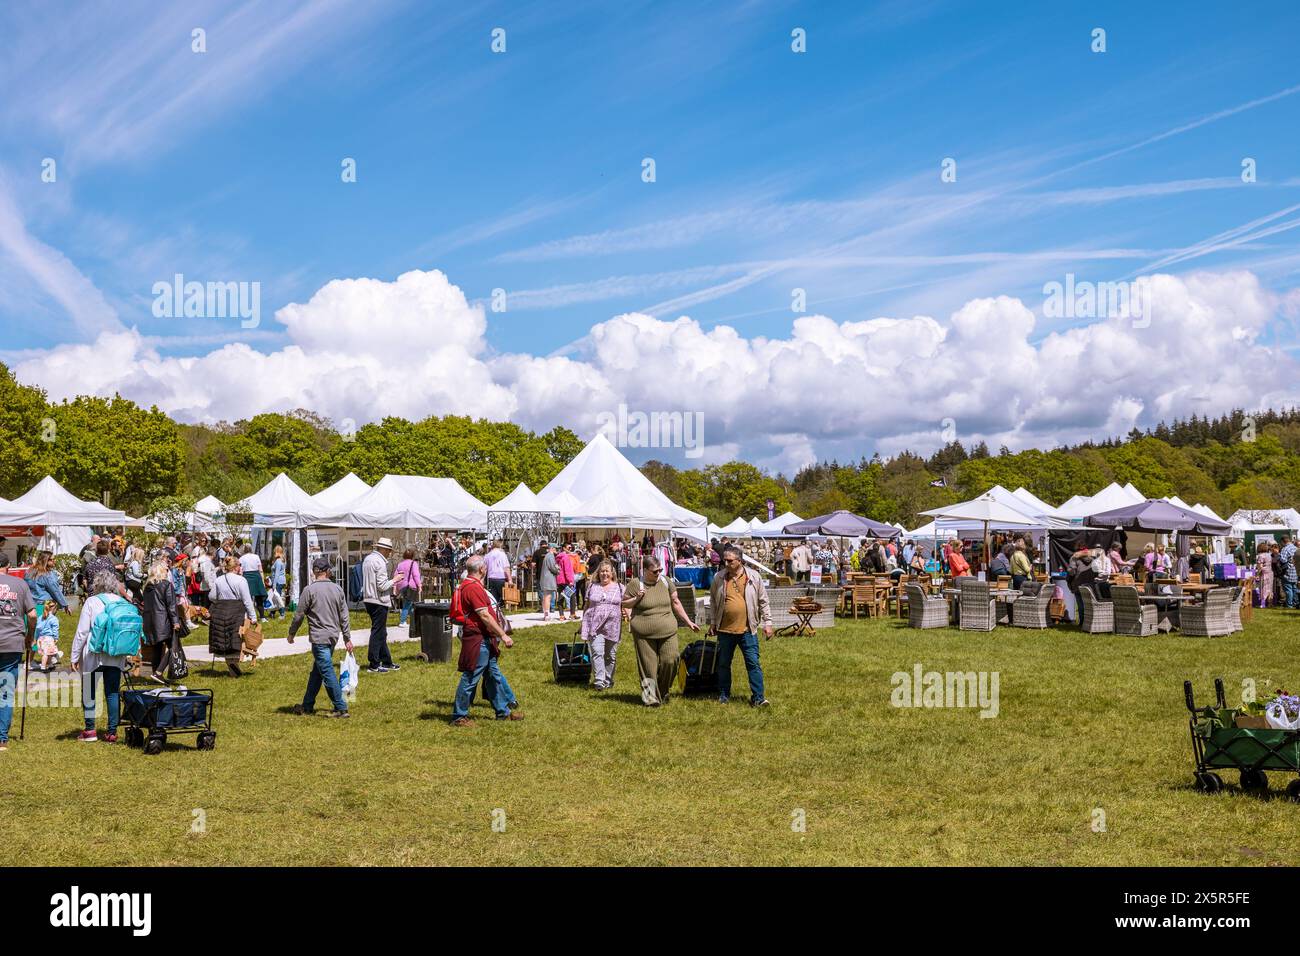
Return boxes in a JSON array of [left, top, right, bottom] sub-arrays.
[[1265, 700, 1300, 730], [340, 651, 359, 700]]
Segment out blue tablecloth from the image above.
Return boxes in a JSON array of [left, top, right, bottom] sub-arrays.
[[674, 566, 714, 590]]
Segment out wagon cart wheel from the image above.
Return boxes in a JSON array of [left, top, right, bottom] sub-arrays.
[[197, 731, 216, 751], [1287, 780, 1300, 802], [143, 733, 165, 756], [417, 652, 429, 662], [1241, 769, 1269, 792], [1203, 772, 1224, 793]]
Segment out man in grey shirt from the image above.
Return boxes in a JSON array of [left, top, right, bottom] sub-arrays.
[[288, 557, 353, 718]]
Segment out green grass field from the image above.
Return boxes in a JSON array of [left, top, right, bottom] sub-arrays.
[[4, 606, 1300, 866]]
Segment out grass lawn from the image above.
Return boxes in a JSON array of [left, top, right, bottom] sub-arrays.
[[5, 605, 1300, 865]]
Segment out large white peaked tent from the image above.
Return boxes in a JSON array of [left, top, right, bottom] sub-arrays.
[[751, 511, 805, 537], [304, 475, 488, 529], [0, 476, 127, 526], [307, 473, 371, 512], [194, 494, 225, 515], [1055, 481, 1144, 520], [536, 433, 707, 533], [0, 476, 128, 555], [490, 482, 542, 511], [238, 473, 314, 528]]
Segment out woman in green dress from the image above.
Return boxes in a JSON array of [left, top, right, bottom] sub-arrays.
[[622, 554, 699, 706]]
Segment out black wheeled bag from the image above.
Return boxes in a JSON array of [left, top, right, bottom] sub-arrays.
[[678, 634, 719, 696], [552, 641, 592, 683]]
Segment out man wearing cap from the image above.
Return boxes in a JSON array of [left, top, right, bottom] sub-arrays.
[[288, 557, 353, 718], [362, 537, 397, 673]]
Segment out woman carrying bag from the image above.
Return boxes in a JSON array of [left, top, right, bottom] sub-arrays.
[[141, 560, 181, 684], [209, 556, 256, 677]]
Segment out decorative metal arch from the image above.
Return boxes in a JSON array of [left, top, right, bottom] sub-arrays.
[[486, 510, 562, 563]]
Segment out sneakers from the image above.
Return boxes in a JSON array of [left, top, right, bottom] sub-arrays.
[[78, 730, 98, 743], [385, 662, 401, 672], [450, 717, 475, 727], [324, 710, 351, 719], [292, 704, 314, 716], [496, 711, 524, 721], [366, 665, 390, 674], [751, 698, 771, 708], [717, 695, 729, 704], [0, 741, 8, 752], [100, 732, 119, 744]]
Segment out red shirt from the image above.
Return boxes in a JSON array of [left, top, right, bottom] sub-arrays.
[[456, 578, 496, 672], [949, 551, 971, 576]]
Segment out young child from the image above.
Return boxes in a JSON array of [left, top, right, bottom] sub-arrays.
[[36, 602, 62, 671]]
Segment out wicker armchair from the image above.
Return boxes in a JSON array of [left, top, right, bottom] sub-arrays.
[[766, 586, 805, 632], [1228, 586, 1244, 633], [1111, 585, 1156, 636], [1180, 588, 1233, 637], [905, 583, 948, 629], [805, 586, 841, 629], [959, 580, 997, 631], [1079, 586, 1114, 633], [1011, 584, 1052, 629]]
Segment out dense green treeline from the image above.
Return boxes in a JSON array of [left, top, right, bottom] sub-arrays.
[[2, 362, 1294, 526]]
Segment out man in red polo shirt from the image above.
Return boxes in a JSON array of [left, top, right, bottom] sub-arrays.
[[450, 554, 522, 726]]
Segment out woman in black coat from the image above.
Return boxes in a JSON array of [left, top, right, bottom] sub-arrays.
[[141, 560, 180, 683]]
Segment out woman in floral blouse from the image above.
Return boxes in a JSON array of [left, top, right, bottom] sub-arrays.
[[581, 560, 624, 690]]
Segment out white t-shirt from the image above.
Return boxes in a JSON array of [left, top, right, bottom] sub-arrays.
[[238, 553, 263, 574]]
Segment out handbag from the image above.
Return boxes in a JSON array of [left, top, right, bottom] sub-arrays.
[[240, 620, 265, 651], [169, 633, 190, 680]]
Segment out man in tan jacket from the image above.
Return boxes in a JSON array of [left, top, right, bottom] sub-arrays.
[[708, 544, 773, 707]]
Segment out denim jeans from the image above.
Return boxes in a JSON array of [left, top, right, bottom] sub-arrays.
[[1286, 580, 1298, 609], [716, 630, 764, 702], [365, 602, 391, 667], [0, 652, 21, 743], [81, 666, 121, 732], [304, 643, 347, 713], [452, 642, 511, 719], [399, 597, 415, 627]]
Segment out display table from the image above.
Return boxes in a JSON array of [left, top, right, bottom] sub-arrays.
[[674, 565, 714, 590]]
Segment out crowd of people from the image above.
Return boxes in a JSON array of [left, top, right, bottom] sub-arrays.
[[0, 530, 296, 748]]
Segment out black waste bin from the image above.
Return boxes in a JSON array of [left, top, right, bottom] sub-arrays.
[[413, 601, 452, 663]]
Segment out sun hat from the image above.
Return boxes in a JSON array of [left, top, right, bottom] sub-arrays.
[[376, 537, 394, 550]]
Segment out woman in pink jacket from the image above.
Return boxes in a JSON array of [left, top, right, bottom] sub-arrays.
[[555, 545, 576, 621], [394, 548, 423, 627]]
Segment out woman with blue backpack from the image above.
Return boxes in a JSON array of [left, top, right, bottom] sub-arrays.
[[70, 571, 142, 744]]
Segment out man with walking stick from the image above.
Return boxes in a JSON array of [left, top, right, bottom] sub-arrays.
[[0, 552, 38, 751]]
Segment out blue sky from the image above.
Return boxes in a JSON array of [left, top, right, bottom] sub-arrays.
[[2, 1, 1299, 470]]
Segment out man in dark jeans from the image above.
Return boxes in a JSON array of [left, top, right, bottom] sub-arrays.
[[362, 537, 396, 673], [288, 557, 354, 717], [707, 545, 774, 707]]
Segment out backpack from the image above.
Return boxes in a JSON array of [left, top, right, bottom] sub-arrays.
[[449, 584, 465, 625], [88, 594, 144, 657]]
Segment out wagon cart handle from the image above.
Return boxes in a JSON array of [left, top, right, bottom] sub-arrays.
[[1184, 680, 1195, 713], [1214, 677, 1226, 709]]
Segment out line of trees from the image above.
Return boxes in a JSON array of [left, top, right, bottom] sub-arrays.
[[2, 362, 1294, 526]]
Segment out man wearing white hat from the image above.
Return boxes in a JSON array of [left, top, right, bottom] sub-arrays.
[[362, 537, 397, 673]]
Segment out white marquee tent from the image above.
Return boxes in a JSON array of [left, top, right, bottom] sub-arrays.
[[535, 432, 707, 534], [235, 472, 314, 529], [194, 494, 225, 515], [0, 476, 129, 556], [306, 473, 371, 513], [301, 475, 488, 529], [490, 482, 542, 511]]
